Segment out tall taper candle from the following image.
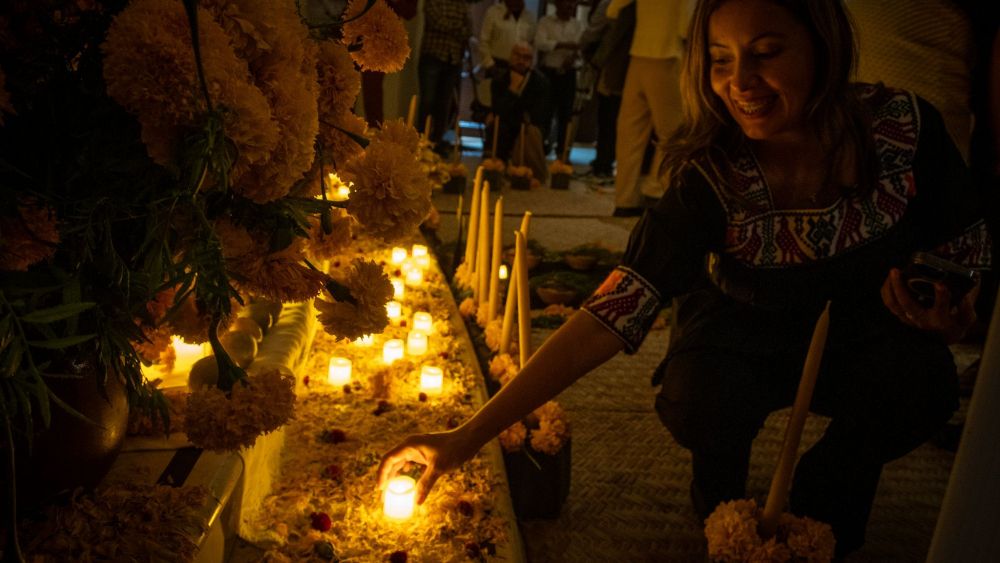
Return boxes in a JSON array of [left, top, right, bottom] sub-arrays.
[[488, 196, 504, 321], [423, 114, 432, 139], [759, 302, 831, 538], [515, 230, 532, 365], [491, 114, 500, 158], [464, 170, 481, 272], [499, 256, 517, 355], [477, 181, 491, 306], [406, 94, 417, 127], [519, 211, 532, 239]]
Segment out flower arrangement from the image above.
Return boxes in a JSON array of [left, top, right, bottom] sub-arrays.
[[506, 164, 533, 178], [548, 160, 574, 175], [480, 157, 505, 172], [704, 499, 836, 562], [498, 400, 571, 456], [0, 0, 420, 553]]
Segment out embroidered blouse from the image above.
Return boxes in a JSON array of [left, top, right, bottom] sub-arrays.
[[582, 85, 992, 354]]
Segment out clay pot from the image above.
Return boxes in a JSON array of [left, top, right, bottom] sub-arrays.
[[15, 357, 129, 509], [536, 285, 578, 305], [564, 254, 598, 271]]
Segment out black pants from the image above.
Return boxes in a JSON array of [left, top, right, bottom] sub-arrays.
[[593, 92, 621, 175], [418, 54, 462, 145], [541, 67, 576, 159], [654, 309, 958, 556]]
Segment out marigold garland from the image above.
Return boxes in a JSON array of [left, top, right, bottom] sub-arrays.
[[375, 118, 421, 154], [0, 199, 59, 271], [341, 0, 410, 73], [184, 368, 296, 451], [307, 208, 356, 262], [316, 40, 361, 118]]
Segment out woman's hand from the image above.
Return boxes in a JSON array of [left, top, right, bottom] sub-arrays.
[[378, 428, 481, 505], [880, 267, 979, 343]]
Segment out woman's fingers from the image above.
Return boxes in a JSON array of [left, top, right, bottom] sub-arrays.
[[377, 437, 431, 491], [415, 467, 442, 506]]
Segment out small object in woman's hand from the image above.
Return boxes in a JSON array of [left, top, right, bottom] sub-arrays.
[[900, 251, 979, 307]]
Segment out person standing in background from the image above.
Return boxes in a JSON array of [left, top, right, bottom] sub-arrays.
[[581, 0, 630, 179], [419, 0, 473, 152], [478, 0, 537, 77], [608, 0, 693, 217], [535, 0, 585, 159]]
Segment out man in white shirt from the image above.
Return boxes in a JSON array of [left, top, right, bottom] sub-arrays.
[[608, 0, 693, 217], [479, 0, 537, 77], [535, 0, 585, 159]]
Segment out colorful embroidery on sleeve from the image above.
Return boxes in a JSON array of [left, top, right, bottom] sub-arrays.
[[934, 220, 993, 269], [581, 266, 662, 354]]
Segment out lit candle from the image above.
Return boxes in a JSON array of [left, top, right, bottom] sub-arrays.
[[411, 244, 428, 258], [386, 301, 402, 320], [383, 475, 416, 520], [464, 168, 482, 273], [354, 334, 374, 347], [407, 330, 428, 356], [327, 357, 352, 385], [335, 183, 351, 201], [499, 264, 509, 280], [383, 339, 404, 364], [405, 267, 423, 287], [420, 365, 444, 395], [172, 335, 206, 377], [406, 94, 417, 127], [391, 277, 405, 300], [391, 247, 407, 265], [412, 312, 433, 333], [414, 254, 431, 271]]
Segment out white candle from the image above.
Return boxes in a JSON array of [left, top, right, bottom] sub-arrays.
[[477, 181, 491, 305], [414, 254, 431, 271], [420, 365, 444, 395], [391, 247, 407, 265], [407, 330, 428, 356], [411, 244, 428, 258], [412, 312, 433, 333], [354, 334, 374, 347], [499, 264, 509, 280], [383, 475, 416, 520], [405, 268, 423, 287], [391, 278, 405, 300], [515, 231, 532, 365], [488, 196, 503, 321], [464, 169, 482, 272], [386, 301, 402, 320], [327, 357, 352, 385], [383, 339, 404, 364], [172, 335, 206, 377]]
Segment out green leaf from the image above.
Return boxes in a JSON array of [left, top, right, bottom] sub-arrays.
[[27, 333, 97, 349], [20, 302, 96, 324]]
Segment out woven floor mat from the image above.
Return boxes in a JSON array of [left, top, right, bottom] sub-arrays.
[[523, 330, 956, 562]]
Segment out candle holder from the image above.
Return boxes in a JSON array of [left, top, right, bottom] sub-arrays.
[[383, 339, 404, 364], [391, 247, 407, 265], [411, 244, 428, 258], [327, 357, 352, 385], [405, 268, 423, 287], [391, 278, 405, 300], [383, 475, 416, 521], [414, 254, 431, 271], [419, 365, 444, 395], [386, 301, 402, 320], [412, 312, 433, 334], [407, 330, 428, 356]]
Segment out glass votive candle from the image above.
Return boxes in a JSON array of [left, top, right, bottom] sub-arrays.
[[411, 244, 428, 258], [405, 268, 423, 287], [414, 254, 431, 271], [327, 357, 352, 385], [383, 475, 416, 521], [499, 264, 509, 280], [383, 339, 404, 364], [391, 247, 407, 265], [412, 312, 433, 334], [407, 330, 428, 356], [354, 334, 374, 347], [420, 365, 444, 395], [391, 277, 405, 300], [386, 300, 402, 320]]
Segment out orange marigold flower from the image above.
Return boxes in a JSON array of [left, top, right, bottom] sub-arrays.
[[341, 0, 410, 73], [316, 40, 361, 119], [375, 118, 420, 154], [499, 422, 527, 453], [704, 499, 763, 562], [102, 0, 279, 174], [184, 368, 296, 451], [0, 200, 59, 271], [343, 139, 431, 244], [315, 258, 392, 341], [233, 240, 328, 303], [321, 110, 367, 166], [306, 208, 355, 262]]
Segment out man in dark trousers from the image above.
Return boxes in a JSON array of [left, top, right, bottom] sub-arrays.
[[489, 42, 551, 164]]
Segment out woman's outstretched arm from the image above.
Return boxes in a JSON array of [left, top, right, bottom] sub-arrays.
[[378, 310, 626, 504]]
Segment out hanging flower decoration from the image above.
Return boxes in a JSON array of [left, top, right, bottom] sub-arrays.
[[184, 368, 296, 451], [317, 41, 361, 118], [307, 208, 356, 262], [0, 199, 59, 272], [341, 0, 410, 73], [375, 118, 421, 154], [315, 258, 393, 341]]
